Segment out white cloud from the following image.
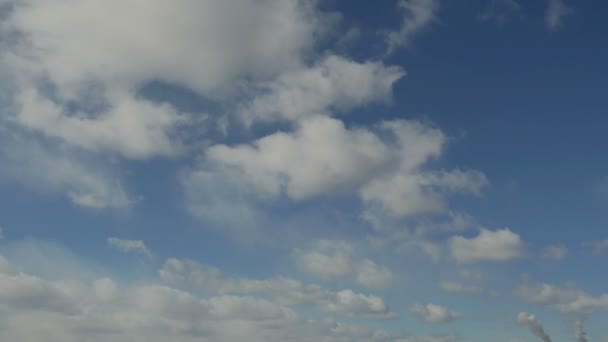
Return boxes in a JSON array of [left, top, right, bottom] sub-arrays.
[[295, 240, 354, 279], [0, 127, 131, 208], [385, 0, 439, 55], [540, 244, 568, 260], [546, 0, 573, 31], [241, 55, 405, 123], [3, 0, 324, 94], [354, 259, 395, 289], [13, 87, 187, 159], [159, 257, 396, 319], [294, 240, 394, 289], [409, 303, 462, 323], [0, 254, 407, 342], [0, 0, 347, 206], [188, 115, 487, 227], [107, 238, 152, 259], [517, 312, 551, 342], [449, 228, 524, 263]]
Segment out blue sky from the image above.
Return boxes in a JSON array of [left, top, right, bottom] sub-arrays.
[[0, 0, 607, 341]]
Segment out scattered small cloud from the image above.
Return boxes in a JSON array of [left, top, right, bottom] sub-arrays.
[[294, 240, 394, 289], [409, 303, 463, 323], [450, 228, 525, 263], [541, 244, 568, 260], [107, 237, 153, 259]]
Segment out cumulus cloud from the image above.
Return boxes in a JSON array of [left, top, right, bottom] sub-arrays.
[[449, 228, 524, 263], [0, 254, 406, 342], [385, 0, 439, 55], [409, 303, 462, 323], [159, 257, 396, 319], [540, 244, 568, 260], [516, 312, 551, 342], [186, 115, 487, 229], [545, 0, 573, 31], [240, 55, 405, 123], [294, 240, 394, 289], [107, 238, 152, 259], [0, 0, 337, 205]]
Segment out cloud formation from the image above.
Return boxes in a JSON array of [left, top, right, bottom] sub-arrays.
[[159, 258, 397, 319], [385, 0, 439, 54], [107, 238, 153, 259], [409, 303, 462, 323], [294, 240, 394, 288], [450, 228, 524, 263], [0, 253, 407, 342]]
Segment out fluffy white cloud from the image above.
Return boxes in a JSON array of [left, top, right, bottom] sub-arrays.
[[449, 228, 524, 263], [107, 238, 153, 259], [13, 87, 187, 159], [385, 0, 439, 54], [0, 0, 346, 205], [294, 240, 394, 289], [0, 253, 410, 342], [188, 115, 487, 226], [241, 55, 405, 123], [408, 303, 462, 323], [3, 0, 323, 93], [545, 0, 573, 31], [540, 244, 568, 260], [295, 240, 354, 279], [160, 257, 396, 319], [354, 259, 395, 289]]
